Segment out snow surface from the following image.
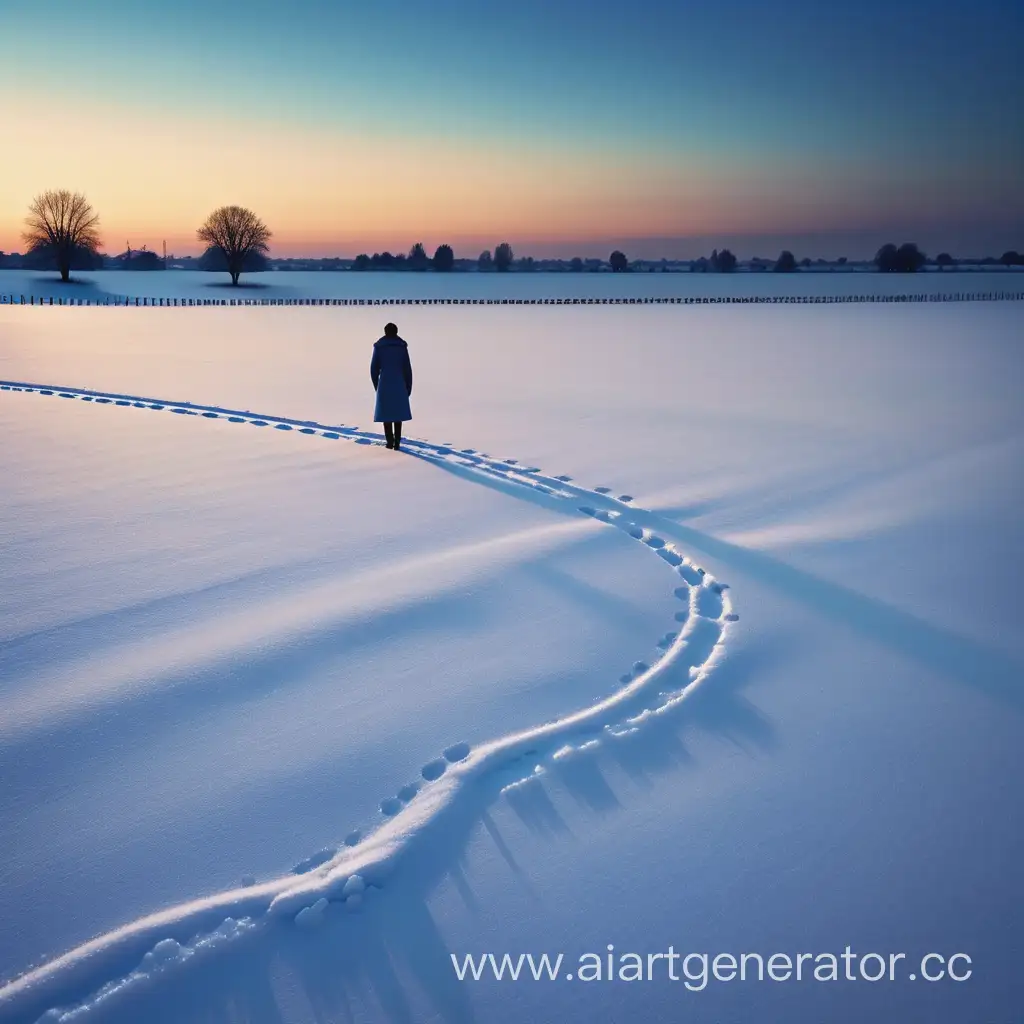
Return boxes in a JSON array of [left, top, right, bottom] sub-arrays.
[[0, 267, 1019, 304], [1, 297, 1022, 1023]]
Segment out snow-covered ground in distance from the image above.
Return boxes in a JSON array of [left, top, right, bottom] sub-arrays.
[[0, 267, 1020, 303]]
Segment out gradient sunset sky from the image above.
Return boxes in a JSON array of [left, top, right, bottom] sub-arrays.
[[1, 0, 1021, 260]]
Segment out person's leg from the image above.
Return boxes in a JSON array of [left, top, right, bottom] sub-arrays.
[[394, 421, 402, 449], [383, 422, 394, 448]]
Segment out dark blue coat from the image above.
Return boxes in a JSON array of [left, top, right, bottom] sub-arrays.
[[370, 336, 413, 422]]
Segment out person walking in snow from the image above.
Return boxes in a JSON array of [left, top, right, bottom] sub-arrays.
[[371, 322, 413, 450]]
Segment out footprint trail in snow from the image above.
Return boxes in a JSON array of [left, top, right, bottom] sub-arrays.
[[0, 379, 738, 1024]]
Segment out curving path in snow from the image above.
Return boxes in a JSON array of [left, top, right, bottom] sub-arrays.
[[0, 379, 738, 1024]]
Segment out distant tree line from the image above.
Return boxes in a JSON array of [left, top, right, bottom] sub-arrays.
[[351, 242, 455, 272], [7, 189, 1022, 283]]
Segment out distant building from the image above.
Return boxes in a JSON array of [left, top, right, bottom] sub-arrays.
[[109, 246, 165, 270]]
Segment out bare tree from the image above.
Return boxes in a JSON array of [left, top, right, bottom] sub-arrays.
[[23, 190, 102, 283], [196, 206, 271, 285]]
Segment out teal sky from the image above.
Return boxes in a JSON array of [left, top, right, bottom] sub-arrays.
[[1, 0, 1021, 259]]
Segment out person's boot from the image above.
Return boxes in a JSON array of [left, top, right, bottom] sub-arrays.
[[394, 423, 402, 451], [383, 423, 394, 449]]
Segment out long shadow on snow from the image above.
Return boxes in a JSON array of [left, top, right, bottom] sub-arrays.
[[411, 448, 1024, 713], [643, 515, 1024, 713], [0, 526, 631, 809], [0, 276, 108, 302], [0, 590, 496, 810], [0, 553, 338, 668]]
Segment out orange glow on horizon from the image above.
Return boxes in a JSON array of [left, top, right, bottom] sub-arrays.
[[0, 95, 987, 259]]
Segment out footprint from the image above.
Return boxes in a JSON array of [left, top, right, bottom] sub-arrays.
[[632, 661, 649, 674], [555, 475, 572, 482], [658, 549, 683, 566], [115, 400, 131, 406], [594, 486, 612, 494], [321, 432, 340, 439], [618, 494, 634, 502], [227, 416, 245, 423], [673, 586, 689, 600], [275, 423, 293, 431], [343, 831, 361, 847], [202, 412, 219, 418], [619, 672, 634, 684], [657, 632, 678, 650], [421, 758, 447, 781], [397, 783, 419, 803], [677, 564, 703, 586], [299, 427, 316, 434], [627, 526, 644, 539], [59, 393, 76, 399], [444, 742, 471, 763], [578, 506, 597, 517], [674, 610, 688, 623], [95, 398, 111, 404], [380, 798, 402, 817], [149, 404, 164, 410], [249, 419, 268, 426], [292, 848, 336, 875], [724, 612, 739, 622], [645, 535, 666, 549]]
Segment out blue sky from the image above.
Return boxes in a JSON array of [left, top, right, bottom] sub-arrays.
[[1, 0, 1021, 258]]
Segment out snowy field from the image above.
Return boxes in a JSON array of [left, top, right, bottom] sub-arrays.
[[1, 300, 1022, 1023], [0, 268, 1020, 304]]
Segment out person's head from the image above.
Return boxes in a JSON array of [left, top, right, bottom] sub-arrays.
[[384, 322, 398, 338]]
